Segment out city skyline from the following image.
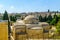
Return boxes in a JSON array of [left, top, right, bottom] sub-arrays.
[[0, 0, 60, 13]]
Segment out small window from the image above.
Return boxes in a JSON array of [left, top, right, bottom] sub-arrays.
[[43, 29, 49, 33]]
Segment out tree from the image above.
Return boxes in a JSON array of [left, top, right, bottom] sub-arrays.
[[53, 13, 58, 23], [54, 13, 57, 18], [39, 15, 42, 22], [58, 15, 60, 20], [43, 15, 47, 22], [47, 13, 53, 24], [10, 15, 13, 21], [12, 16, 17, 22], [3, 11, 9, 20], [48, 14, 52, 21], [15, 16, 17, 20], [56, 10, 58, 13], [10, 15, 17, 22], [48, 9, 50, 12], [14, 16, 17, 22], [3, 11, 11, 40], [56, 21, 60, 34], [50, 18, 56, 25]]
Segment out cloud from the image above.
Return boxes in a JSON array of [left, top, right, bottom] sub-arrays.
[[8, 5, 16, 13], [0, 4, 4, 9], [10, 6, 15, 9]]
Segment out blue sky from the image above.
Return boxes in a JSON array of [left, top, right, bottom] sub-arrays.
[[0, 0, 60, 13]]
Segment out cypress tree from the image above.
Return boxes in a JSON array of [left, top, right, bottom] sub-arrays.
[[43, 14, 47, 22], [39, 15, 42, 22], [3, 11, 11, 40], [3, 11, 9, 20], [47, 13, 53, 24], [10, 15, 13, 21], [48, 9, 50, 12], [12, 16, 17, 22], [10, 15, 17, 22]]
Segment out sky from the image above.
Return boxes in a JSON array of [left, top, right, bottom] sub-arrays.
[[0, 0, 60, 13]]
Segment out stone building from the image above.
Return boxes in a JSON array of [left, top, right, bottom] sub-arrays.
[[11, 15, 52, 40]]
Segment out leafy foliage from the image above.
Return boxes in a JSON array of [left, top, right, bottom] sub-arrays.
[[56, 21, 60, 33], [50, 18, 56, 25], [10, 15, 17, 22]]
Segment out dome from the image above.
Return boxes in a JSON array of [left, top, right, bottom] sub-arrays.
[[24, 15, 39, 24], [24, 15, 37, 20]]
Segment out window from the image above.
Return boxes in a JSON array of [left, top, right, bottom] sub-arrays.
[[43, 29, 49, 33]]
